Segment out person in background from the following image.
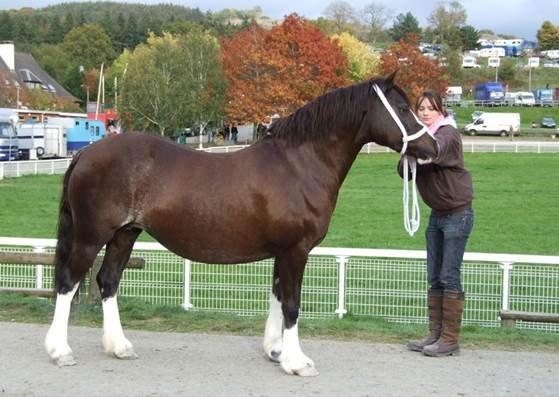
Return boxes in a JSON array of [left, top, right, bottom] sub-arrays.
[[398, 90, 474, 357], [107, 120, 119, 136], [178, 131, 186, 145]]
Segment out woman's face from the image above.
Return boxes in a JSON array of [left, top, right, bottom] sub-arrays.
[[416, 98, 442, 127]]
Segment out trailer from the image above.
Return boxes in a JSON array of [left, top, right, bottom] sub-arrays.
[[17, 123, 67, 159]]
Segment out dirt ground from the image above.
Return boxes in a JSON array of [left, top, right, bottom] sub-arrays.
[[1, 322, 558, 396]]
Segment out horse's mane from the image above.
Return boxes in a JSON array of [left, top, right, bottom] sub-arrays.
[[266, 77, 407, 145]]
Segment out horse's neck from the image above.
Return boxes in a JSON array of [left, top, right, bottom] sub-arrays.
[[287, 131, 364, 193]]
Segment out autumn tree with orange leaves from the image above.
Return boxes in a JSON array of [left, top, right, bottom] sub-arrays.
[[380, 34, 449, 105], [221, 14, 349, 125]]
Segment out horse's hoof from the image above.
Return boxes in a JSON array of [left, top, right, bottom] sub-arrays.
[[268, 349, 281, 362], [114, 348, 138, 360], [293, 365, 319, 377], [55, 354, 77, 367]]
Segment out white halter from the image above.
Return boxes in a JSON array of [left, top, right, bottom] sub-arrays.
[[372, 84, 433, 236]]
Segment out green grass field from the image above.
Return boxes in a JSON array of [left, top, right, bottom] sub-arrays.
[[1, 153, 558, 255]]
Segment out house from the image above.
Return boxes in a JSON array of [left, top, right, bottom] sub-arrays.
[[0, 41, 79, 105]]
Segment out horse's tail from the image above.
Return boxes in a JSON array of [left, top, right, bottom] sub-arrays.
[[54, 151, 83, 293]]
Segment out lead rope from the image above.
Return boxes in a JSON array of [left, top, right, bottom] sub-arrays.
[[402, 156, 420, 236], [372, 84, 430, 236]]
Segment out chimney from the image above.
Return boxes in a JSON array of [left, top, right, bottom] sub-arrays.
[[0, 41, 15, 71]]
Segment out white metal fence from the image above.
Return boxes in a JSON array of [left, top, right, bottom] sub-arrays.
[[1, 237, 558, 332], [2, 141, 558, 180]]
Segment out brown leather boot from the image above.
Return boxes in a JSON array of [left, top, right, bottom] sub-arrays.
[[423, 290, 465, 357], [407, 289, 443, 352]]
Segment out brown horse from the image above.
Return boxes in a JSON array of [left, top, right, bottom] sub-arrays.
[[45, 74, 437, 376]]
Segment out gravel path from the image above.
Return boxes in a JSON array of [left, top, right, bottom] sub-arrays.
[[1, 322, 558, 396]]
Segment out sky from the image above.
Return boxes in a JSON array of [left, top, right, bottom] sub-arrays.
[[1, 0, 555, 41]]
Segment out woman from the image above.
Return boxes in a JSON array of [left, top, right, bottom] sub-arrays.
[[399, 90, 474, 357]]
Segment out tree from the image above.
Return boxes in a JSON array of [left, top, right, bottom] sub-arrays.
[[389, 12, 421, 42], [440, 47, 463, 82], [0, 12, 15, 41], [380, 34, 449, 104], [360, 2, 393, 47], [537, 21, 559, 51], [120, 30, 225, 135], [427, 1, 466, 45], [459, 25, 479, 50], [323, 1, 357, 34], [61, 23, 116, 70], [177, 27, 226, 135], [221, 22, 272, 124], [332, 32, 380, 82], [498, 57, 516, 83], [266, 15, 349, 112], [221, 15, 349, 125]]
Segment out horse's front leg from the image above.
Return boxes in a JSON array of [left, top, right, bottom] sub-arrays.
[[264, 261, 283, 362], [272, 250, 318, 377], [44, 283, 80, 366]]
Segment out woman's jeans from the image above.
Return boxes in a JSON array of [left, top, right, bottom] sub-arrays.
[[426, 207, 474, 292]]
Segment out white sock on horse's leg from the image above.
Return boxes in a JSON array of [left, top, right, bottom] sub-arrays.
[[44, 283, 79, 366], [263, 293, 283, 361], [279, 321, 319, 377], [102, 295, 137, 359]]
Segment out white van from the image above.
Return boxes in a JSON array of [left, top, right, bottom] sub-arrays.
[[464, 113, 521, 137]]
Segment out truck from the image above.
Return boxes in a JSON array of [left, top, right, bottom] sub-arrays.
[[474, 82, 505, 106], [66, 119, 105, 154], [17, 123, 67, 159], [533, 88, 554, 107], [0, 108, 18, 161], [463, 112, 520, 137]]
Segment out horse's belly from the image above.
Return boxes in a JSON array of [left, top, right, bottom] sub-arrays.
[[148, 231, 272, 264]]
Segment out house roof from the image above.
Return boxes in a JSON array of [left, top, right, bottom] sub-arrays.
[[14, 52, 78, 101], [0, 48, 79, 103]]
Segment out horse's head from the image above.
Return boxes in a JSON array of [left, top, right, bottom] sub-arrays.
[[361, 73, 438, 162]]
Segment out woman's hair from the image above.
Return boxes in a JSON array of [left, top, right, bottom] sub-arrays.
[[415, 90, 448, 117]]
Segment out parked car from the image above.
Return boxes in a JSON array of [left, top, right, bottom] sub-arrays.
[[541, 117, 557, 128]]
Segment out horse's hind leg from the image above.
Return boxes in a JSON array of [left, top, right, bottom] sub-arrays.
[[97, 227, 142, 360], [45, 243, 102, 366], [268, 249, 318, 377]]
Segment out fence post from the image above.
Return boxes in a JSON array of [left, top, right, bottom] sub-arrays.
[[335, 255, 348, 318], [500, 262, 514, 311], [182, 258, 193, 310], [0, 162, 3, 180], [34, 246, 45, 289]]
